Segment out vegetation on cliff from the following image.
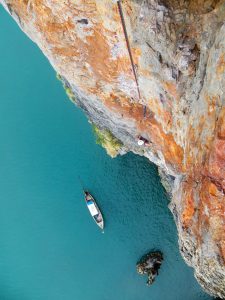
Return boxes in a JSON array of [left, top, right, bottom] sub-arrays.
[[57, 73, 77, 103], [92, 124, 123, 158], [57, 73, 123, 158]]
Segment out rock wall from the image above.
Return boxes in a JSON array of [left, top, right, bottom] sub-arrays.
[[1, 0, 224, 297]]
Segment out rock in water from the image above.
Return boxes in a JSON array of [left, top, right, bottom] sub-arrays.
[[137, 251, 163, 286]]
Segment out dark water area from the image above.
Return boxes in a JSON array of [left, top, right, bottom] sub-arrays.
[[0, 8, 213, 300]]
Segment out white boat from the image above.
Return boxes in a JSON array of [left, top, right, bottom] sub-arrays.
[[84, 191, 104, 230]]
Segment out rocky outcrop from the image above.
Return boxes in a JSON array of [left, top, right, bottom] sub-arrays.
[[137, 251, 163, 285], [1, 0, 224, 297]]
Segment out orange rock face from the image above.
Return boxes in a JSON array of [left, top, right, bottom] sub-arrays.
[[180, 107, 225, 258], [3, 0, 185, 173], [1, 0, 225, 297]]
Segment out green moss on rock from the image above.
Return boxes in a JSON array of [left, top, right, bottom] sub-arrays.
[[92, 124, 123, 158], [56, 73, 77, 103]]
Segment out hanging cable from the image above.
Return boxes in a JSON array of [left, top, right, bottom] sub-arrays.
[[116, 0, 141, 101]]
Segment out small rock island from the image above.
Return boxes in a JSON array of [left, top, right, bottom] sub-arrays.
[[137, 251, 163, 286]]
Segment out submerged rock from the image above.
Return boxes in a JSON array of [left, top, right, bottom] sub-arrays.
[[137, 251, 163, 286]]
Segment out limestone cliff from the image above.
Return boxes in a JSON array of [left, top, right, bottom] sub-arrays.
[[1, 0, 224, 297]]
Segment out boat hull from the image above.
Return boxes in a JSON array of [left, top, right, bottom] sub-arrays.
[[84, 191, 104, 230]]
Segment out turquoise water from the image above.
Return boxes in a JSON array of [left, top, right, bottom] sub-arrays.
[[0, 8, 213, 300]]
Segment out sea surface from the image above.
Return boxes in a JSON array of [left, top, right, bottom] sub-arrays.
[[0, 8, 213, 300]]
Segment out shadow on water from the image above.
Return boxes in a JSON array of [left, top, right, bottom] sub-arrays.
[[0, 7, 213, 300]]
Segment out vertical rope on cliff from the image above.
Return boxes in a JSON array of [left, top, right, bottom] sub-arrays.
[[116, 0, 141, 101]]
